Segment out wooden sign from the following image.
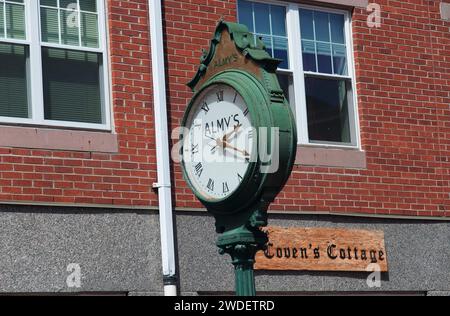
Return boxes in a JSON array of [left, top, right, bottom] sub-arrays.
[[255, 227, 388, 272]]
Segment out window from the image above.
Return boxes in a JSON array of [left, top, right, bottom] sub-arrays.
[[0, 0, 28, 119], [0, 0, 110, 130], [238, 0, 289, 69], [238, 0, 359, 147]]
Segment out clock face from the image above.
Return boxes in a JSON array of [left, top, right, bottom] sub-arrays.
[[183, 84, 255, 201]]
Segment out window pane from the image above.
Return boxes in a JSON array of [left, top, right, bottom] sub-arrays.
[[42, 47, 103, 124], [317, 42, 332, 74], [80, 0, 97, 13], [314, 11, 330, 42], [333, 44, 348, 75], [305, 77, 351, 144], [0, 43, 29, 118], [258, 33, 272, 55], [271, 5, 286, 37], [40, 7, 59, 44], [254, 2, 270, 34], [330, 13, 345, 44], [0, 2, 4, 38], [61, 9, 79, 45], [81, 12, 99, 48], [299, 9, 314, 40], [277, 73, 294, 105], [40, 0, 57, 7], [302, 40, 316, 72], [60, 0, 74, 9], [274, 37, 288, 69], [6, 3, 25, 39], [238, 0, 254, 33]]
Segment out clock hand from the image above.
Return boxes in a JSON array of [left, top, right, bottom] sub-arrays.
[[223, 141, 250, 158], [210, 144, 218, 153], [222, 124, 242, 142], [205, 135, 225, 154], [205, 135, 217, 141]]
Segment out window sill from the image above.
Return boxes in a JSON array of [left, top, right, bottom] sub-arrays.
[[0, 125, 118, 153], [295, 145, 367, 169]]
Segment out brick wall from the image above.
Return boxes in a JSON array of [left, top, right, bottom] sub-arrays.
[[0, 0, 159, 207], [0, 0, 448, 217], [165, 0, 449, 217]]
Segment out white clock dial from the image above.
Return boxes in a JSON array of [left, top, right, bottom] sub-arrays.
[[183, 84, 255, 201]]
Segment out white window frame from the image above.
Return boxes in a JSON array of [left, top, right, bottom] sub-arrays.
[[0, 0, 111, 131], [237, 0, 361, 149]]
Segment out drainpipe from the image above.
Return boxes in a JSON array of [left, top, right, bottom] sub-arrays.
[[148, 0, 178, 296]]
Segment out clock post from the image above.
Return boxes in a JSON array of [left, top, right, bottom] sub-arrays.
[[182, 21, 297, 296]]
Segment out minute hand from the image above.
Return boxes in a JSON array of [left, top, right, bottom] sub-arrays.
[[223, 141, 250, 157], [222, 124, 242, 142]]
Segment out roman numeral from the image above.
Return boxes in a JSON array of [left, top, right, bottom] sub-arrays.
[[243, 108, 249, 117], [207, 179, 215, 191], [194, 163, 203, 177], [238, 174, 243, 183], [191, 144, 199, 154], [248, 129, 254, 140], [233, 92, 238, 103], [216, 91, 224, 102], [201, 102, 210, 113], [223, 182, 229, 194]]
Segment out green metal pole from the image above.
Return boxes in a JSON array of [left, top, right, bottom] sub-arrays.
[[234, 259, 256, 296], [216, 208, 269, 297], [230, 244, 258, 296]]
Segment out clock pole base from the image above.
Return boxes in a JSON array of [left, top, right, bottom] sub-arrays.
[[217, 226, 268, 296]]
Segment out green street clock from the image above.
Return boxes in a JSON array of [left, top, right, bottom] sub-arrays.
[[181, 21, 297, 296]]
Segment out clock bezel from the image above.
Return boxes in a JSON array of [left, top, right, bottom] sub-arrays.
[[181, 70, 273, 214]]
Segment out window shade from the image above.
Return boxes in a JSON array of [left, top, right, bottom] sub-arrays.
[[0, 43, 29, 118], [42, 47, 102, 124]]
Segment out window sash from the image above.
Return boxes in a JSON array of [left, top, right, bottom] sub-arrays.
[[0, 0, 27, 40], [0, 0, 110, 131], [238, 0, 360, 148]]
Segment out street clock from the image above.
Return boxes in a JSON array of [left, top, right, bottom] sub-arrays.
[[181, 21, 297, 296]]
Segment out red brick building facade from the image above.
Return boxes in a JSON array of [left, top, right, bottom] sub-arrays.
[[1, 0, 447, 217]]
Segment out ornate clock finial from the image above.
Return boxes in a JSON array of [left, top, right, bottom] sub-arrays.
[[187, 21, 283, 91]]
